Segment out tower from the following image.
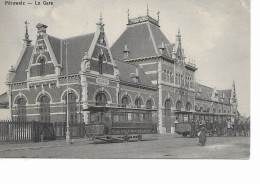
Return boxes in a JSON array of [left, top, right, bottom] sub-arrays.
[[230, 81, 238, 116]]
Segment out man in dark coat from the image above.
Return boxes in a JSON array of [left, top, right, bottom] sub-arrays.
[[198, 126, 207, 146]]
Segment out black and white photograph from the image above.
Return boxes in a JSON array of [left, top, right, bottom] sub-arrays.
[[1, 1, 260, 182], [1, 0, 260, 183], [0, 0, 251, 159]]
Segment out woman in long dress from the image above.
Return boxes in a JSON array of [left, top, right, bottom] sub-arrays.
[[198, 126, 207, 146]]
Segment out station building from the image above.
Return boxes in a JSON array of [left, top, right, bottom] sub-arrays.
[[4, 11, 238, 134]]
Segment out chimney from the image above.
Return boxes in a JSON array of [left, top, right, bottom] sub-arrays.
[[36, 23, 48, 34]]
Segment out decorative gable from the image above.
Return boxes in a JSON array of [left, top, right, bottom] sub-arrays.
[[81, 16, 119, 79], [27, 23, 61, 79]]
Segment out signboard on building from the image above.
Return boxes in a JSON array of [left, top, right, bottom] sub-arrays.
[[96, 77, 109, 86]]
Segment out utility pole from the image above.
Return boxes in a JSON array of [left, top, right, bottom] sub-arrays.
[[64, 41, 71, 144]]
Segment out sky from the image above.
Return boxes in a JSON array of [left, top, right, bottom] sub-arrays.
[[0, 0, 250, 116]]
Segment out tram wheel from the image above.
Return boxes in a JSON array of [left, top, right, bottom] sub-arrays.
[[182, 133, 187, 137]]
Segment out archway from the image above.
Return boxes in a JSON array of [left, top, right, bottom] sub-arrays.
[[16, 97, 27, 122], [39, 95, 50, 123], [64, 93, 78, 123]]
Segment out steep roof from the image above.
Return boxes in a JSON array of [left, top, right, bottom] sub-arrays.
[[0, 92, 8, 106], [195, 83, 231, 104], [111, 21, 171, 61], [48, 33, 95, 75], [12, 46, 34, 82], [114, 60, 155, 88]]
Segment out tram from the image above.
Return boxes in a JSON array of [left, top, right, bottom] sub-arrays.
[[174, 110, 235, 137], [84, 105, 157, 142]]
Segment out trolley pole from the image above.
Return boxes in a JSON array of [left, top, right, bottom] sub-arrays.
[[65, 41, 71, 144]]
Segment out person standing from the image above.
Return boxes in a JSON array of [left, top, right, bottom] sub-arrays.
[[172, 117, 179, 135], [198, 126, 207, 146]]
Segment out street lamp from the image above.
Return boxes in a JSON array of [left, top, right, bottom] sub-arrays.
[[64, 41, 71, 143]]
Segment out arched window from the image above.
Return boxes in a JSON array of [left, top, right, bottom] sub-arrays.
[[199, 106, 203, 112], [39, 95, 50, 123], [135, 98, 142, 108], [17, 97, 26, 122], [207, 107, 210, 112], [38, 58, 46, 76], [213, 108, 216, 113], [65, 93, 77, 123], [146, 99, 153, 109], [96, 92, 107, 106], [165, 99, 172, 116], [219, 109, 222, 113], [185, 102, 192, 111], [176, 101, 182, 111], [122, 95, 130, 107], [195, 105, 198, 112]]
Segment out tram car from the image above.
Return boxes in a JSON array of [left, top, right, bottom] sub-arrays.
[[84, 106, 157, 143], [174, 111, 235, 137]]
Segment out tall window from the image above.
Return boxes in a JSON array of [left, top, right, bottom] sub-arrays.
[[135, 98, 142, 108], [98, 54, 103, 74], [195, 105, 198, 112], [145, 99, 153, 121], [96, 92, 107, 106], [39, 95, 50, 123], [185, 102, 192, 111], [122, 96, 130, 107], [38, 58, 46, 76], [165, 100, 172, 116], [17, 97, 26, 122], [176, 101, 182, 111], [146, 100, 153, 109], [65, 93, 77, 123]]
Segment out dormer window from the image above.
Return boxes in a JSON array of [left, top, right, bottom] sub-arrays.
[[123, 44, 130, 59]]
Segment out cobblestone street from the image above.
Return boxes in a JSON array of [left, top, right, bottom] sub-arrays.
[[0, 134, 250, 159]]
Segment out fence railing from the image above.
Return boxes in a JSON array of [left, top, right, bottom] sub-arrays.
[[0, 121, 55, 144]]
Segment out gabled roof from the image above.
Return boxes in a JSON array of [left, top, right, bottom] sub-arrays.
[[114, 60, 155, 88], [48, 33, 95, 75], [111, 22, 170, 61], [195, 83, 231, 104], [12, 46, 34, 82]]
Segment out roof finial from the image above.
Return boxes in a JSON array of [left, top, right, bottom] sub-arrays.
[[178, 27, 180, 34], [147, 4, 149, 16], [157, 11, 160, 23], [25, 20, 29, 39], [23, 20, 32, 46], [100, 13, 103, 24], [127, 9, 130, 20]]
